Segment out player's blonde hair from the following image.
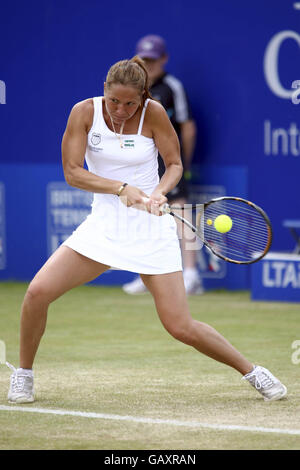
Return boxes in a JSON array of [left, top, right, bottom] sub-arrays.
[[106, 56, 153, 106]]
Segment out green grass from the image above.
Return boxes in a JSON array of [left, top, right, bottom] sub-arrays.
[[0, 282, 299, 450]]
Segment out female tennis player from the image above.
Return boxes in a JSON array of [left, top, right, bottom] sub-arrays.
[[7, 56, 286, 403]]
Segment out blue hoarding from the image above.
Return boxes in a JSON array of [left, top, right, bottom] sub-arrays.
[[0, 183, 6, 270], [251, 253, 300, 302], [0, 1, 299, 296]]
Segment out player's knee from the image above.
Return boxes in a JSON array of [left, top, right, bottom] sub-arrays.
[[24, 281, 52, 306], [164, 320, 195, 346]]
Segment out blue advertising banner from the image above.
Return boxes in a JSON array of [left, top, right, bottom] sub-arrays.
[[251, 253, 300, 303], [0, 183, 6, 270], [47, 182, 93, 256], [0, 1, 299, 299]]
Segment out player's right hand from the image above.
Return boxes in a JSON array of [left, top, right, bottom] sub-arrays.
[[118, 185, 149, 208]]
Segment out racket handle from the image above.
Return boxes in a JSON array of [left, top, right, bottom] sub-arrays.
[[141, 197, 171, 214]]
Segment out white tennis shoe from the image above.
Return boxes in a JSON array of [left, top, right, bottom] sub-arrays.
[[123, 276, 148, 295], [123, 271, 204, 295], [183, 269, 204, 295], [7, 362, 35, 403], [243, 365, 287, 401]]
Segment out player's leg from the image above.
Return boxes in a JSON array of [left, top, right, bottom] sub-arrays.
[[19, 246, 110, 369], [141, 271, 252, 374], [141, 271, 287, 400]]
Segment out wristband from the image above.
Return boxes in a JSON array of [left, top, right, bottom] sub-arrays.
[[117, 183, 128, 197]]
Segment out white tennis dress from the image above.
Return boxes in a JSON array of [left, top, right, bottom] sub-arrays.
[[63, 97, 182, 274]]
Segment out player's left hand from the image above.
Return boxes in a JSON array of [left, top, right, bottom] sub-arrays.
[[147, 191, 168, 216]]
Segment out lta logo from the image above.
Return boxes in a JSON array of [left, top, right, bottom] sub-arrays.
[[0, 80, 6, 104]]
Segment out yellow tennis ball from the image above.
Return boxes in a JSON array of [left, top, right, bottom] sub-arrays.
[[214, 214, 232, 233], [207, 219, 213, 225]]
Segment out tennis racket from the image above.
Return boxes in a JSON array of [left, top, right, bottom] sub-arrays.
[[142, 196, 272, 265]]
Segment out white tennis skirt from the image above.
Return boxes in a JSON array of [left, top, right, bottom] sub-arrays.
[[62, 197, 182, 274]]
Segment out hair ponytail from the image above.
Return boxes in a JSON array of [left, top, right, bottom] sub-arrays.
[[129, 55, 153, 105]]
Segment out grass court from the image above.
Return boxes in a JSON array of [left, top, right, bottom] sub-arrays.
[[0, 282, 299, 450]]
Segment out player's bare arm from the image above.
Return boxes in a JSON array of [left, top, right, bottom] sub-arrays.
[[148, 100, 183, 202], [62, 100, 124, 195]]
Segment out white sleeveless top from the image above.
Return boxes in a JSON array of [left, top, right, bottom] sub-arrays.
[[63, 97, 182, 274], [87, 97, 159, 201]]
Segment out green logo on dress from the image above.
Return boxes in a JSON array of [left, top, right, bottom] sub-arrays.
[[124, 139, 135, 148]]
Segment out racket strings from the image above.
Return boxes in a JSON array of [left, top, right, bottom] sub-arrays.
[[206, 216, 270, 245], [204, 227, 268, 255], [197, 200, 271, 263]]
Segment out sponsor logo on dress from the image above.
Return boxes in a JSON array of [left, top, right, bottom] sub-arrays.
[[91, 132, 101, 145], [124, 139, 135, 148]]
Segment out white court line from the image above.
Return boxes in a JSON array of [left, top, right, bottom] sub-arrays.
[[0, 405, 300, 436]]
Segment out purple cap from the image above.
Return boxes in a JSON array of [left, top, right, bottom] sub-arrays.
[[136, 35, 167, 59]]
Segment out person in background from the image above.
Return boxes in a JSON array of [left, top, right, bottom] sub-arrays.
[[123, 34, 203, 295]]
